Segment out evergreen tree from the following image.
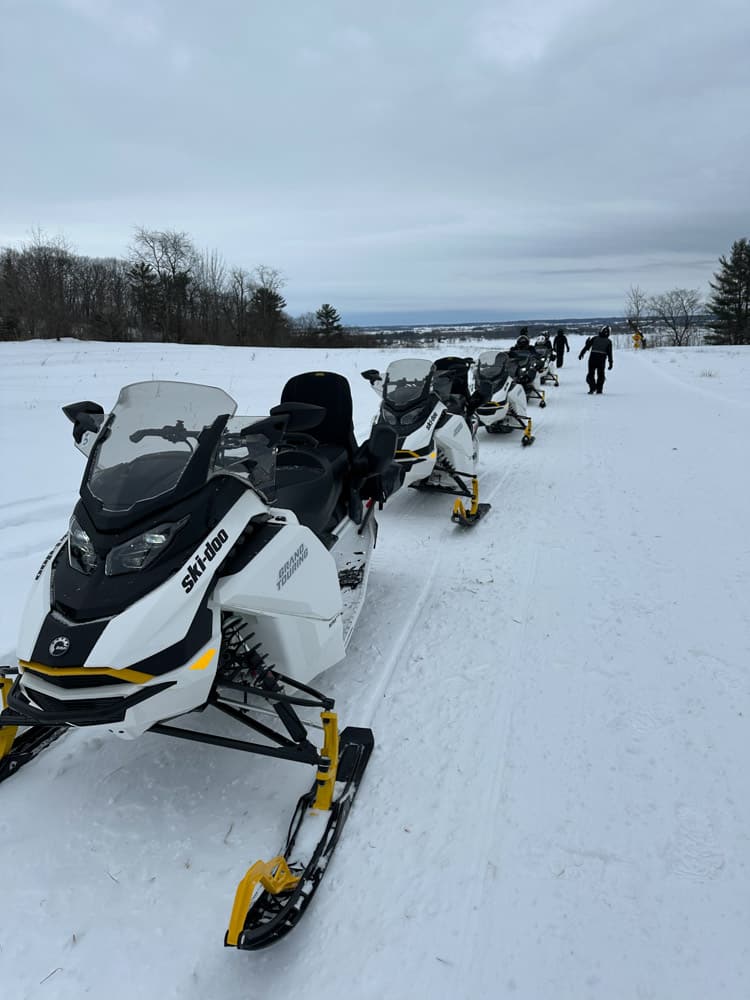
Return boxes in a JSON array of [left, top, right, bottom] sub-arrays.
[[315, 303, 343, 334], [248, 286, 288, 344], [707, 238, 750, 345]]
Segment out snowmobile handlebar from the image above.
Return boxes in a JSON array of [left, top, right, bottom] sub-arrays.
[[129, 420, 200, 445]]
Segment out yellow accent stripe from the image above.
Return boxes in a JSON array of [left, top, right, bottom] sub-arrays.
[[19, 660, 154, 685], [189, 648, 217, 671], [226, 857, 301, 946]]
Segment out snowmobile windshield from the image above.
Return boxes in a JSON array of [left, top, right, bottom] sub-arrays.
[[382, 359, 434, 409], [87, 381, 237, 512], [478, 351, 510, 381]]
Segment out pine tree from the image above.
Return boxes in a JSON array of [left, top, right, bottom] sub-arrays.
[[707, 238, 750, 345], [315, 303, 343, 335], [248, 286, 288, 344]]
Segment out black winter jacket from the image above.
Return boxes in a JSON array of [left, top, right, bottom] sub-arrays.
[[579, 335, 613, 364]]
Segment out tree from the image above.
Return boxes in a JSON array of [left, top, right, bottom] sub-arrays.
[[315, 303, 343, 335], [248, 286, 288, 345], [647, 288, 703, 346], [625, 284, 649, 334], [707, 238, 750, 345], [129, 228, 197, 342]]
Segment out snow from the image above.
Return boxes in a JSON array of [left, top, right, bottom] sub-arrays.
[[1, 339, 749, 1000]]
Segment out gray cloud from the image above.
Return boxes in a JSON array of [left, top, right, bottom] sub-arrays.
[[1, 0, 748, 321]]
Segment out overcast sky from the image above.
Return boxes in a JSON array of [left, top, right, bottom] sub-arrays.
[[1, 0, 748, 323]]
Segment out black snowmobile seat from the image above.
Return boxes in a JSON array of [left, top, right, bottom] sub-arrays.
[[275, 450, 339, 535], [280, 372, 358, 477]]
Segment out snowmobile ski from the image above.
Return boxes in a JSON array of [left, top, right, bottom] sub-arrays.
[[450, 477, 491, 527], [0, 672, 67, 783], [226, 717, 373, 950]]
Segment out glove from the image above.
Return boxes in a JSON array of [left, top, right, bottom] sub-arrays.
[[608, 363, 613, 370], [578, 352, 584, 361]]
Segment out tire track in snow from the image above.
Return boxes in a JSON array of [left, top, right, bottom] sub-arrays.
[[361, 551, 444, 729]]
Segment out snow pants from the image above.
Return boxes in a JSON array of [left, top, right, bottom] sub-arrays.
[[586, 353, 607, 393], [555, 347, 565, 367]]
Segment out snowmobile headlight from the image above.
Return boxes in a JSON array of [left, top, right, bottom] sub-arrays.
[[379, 408, 398, 426], [105, 518, 187, 576], [399, 405, 427, 428], [68, 515, 98, 575]]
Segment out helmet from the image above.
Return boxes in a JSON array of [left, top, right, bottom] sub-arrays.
[[519, 326, 529, 335], [535, 336, 547, 346], [557, 328, 564, 335], [600, 325, 611, 336], [516, 333, 529, 347]]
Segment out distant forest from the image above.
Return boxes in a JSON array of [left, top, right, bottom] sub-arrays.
[[1, 228, 747, 348]]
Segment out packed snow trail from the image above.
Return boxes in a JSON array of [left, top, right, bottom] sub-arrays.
[[0, 342, 748, 1000]]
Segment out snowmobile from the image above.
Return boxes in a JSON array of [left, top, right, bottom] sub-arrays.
[[473, 350, 535, 446], [0, 374, 399, 951], [362, 356, 491, 526], [534, 337, 560, 387], [508, 344, 547, 407]]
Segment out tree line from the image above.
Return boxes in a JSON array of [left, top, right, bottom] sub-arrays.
[[0, 227, 351, 347], [624, 237, 750, 347], [2, 228, 748, 348]]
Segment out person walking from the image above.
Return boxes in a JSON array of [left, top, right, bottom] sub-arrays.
[[553, 328, 569, 367], [578, 325, 613, 394]]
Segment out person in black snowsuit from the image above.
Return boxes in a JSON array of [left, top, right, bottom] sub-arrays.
[[578, 326, 613, 394], [553, 328, 569, 367]]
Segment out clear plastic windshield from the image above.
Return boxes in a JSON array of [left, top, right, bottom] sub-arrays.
[[478, 350, 510, 379], [383, 359, 434, 408], [88, 381, 237, 511]]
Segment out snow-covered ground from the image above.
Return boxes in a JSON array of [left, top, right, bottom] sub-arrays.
[[1, 339, 748, 1000]]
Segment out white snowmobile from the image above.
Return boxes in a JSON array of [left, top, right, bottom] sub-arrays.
[[473, 350, 535, 445], [0, 374, 399, 951], [362, 356, 491, 526], [534, 337, 560, 387], [508, 344, 547, 407]]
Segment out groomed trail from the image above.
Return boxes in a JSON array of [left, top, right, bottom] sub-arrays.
[[0, 341, 748, 1000]]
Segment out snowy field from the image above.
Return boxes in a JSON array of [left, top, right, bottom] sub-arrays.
[[1, 338, 748, 1000]]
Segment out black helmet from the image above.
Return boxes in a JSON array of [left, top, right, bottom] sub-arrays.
[[519, 326, 528, 335], [600, 325, 611, 336], [557, 328, 564, 334], [516, 333, 529, 347]]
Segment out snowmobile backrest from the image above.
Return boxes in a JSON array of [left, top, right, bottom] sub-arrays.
[[280, 372, 357, 459], [269, 401, 326, 434]]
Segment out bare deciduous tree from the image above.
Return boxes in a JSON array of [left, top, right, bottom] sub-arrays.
[[625, 285, 649, 333], [647, 288, 703, 346]]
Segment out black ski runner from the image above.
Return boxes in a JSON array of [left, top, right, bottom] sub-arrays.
[[226, 726, 374, 950], [1, 671, 67, 782], [0, 723, 67, 783]]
